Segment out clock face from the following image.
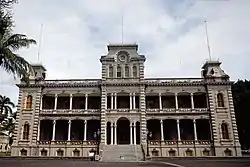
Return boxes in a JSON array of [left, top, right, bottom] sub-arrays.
[[119, 54, 126, 61]]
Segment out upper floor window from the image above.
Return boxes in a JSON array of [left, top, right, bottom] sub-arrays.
[[125, 65, 129, 77], [133, 66, 137, 77], [25, 95, 32, 110], [23, 122, 30, 140], [221, 123, 229, 139], [109, 66, 113, 77], [117, 66, 121, 78], [217, 93, 224, 107]]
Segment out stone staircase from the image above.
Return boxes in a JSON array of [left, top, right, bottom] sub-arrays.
[[101, 145, 144, 162]]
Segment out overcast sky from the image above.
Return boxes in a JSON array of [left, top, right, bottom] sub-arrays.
[[0, 0, 250, 105]]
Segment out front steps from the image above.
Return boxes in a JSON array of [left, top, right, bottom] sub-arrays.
[[101, 145, 144, 162]]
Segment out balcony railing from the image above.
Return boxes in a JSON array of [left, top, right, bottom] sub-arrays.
[[145, 78, 203, 84], [146, 108, 208, 113], [149, 140, 211, 146], [40, 79, 101, 85], [106, 109, 140, 113], [38, 140, 98, 145], [40, 109, 100, 114]]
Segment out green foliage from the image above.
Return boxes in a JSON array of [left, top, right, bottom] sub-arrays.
[[232, 80, 250, 150], [0, 95, 15, 122], [0, 0, 36, 79]]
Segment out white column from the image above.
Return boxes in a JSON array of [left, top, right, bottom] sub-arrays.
[[193, 119, 197, 140], [175, 93, 178, 109], [133, 93, 136, 109], [54, 94, 58, 110], [111, 123, 114, 145], [159, 93, 162, 109], [114, 122, 117, 145], [191, 93, 194, 109], [130, 123, 133, 145], [160, 120, 164, 141], [85, 94, 88, 110], [111, 93, 114, 110], [177, 120, 181, 141], [52, 120, 56, 141], [37, 121, 40, 141], [40, 95, 43, 110], [130, 93, 132, 110], [84, 120, 87, 141], [69, 94, 73, 110], [68, 120, 71, 141], [133, 123, 136, 145], [114, 93, 117, 109]]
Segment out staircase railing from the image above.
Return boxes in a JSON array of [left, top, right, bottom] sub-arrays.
[[140, 144, 146, 161]]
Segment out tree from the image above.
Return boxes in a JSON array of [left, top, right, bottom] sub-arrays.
[[0, 95, 15, 122], [0, 0, 36, 79], [232, 80, 250, 150], [0, 112, 16, 145]]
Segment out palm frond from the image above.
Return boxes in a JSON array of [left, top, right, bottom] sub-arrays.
[[3, 34, 36, 51]]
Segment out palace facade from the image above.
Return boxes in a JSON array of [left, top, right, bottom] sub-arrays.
[[11, 44, 241, 159]]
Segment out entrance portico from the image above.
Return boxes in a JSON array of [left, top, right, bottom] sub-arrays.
[[106, 117, 140, 145]]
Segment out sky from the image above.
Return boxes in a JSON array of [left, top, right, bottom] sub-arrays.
[[0, 0, 250, 105]]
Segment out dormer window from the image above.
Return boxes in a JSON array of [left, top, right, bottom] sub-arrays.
[[125, 65, 129, 77], [109, 66, 113, 77], [133, 66, 137, 77], [117, 66, 121, 78]]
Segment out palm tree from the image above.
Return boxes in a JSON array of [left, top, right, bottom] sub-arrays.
[[0, 10, 36, 79], [0, 95, 15, 122], [0, 113, 16, 145]]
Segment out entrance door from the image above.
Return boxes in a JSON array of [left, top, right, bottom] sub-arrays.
[[117, 117, 130, 144]]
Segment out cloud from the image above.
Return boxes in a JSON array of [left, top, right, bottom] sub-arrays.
[[0, 0, 250, 104]]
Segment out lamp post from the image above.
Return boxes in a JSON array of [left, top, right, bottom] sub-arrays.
[[94, 129, 100, 155], [146, 129, 152, 157]]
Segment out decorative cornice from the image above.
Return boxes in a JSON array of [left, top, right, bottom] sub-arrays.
[[16, 78, 233, 88]]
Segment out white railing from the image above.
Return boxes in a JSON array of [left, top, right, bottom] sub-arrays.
[[145, 78, 203, 84], [40, 79, 101, 85]]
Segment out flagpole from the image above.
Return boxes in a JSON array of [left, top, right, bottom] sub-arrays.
[[37, 23, 43, 63], [204, 20, 212, 61]]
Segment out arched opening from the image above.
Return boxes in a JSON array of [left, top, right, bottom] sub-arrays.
[[221, 123, 229, 139], [224, 148, 232, 156], [203, 149, 210, 156], [109, 66, 113, 77], [117, 117, 130, 144], [163, 119, 177, 140], [23, 123, 30, 140], [168, 149, 176, 156], [25, 95, 32, 110], [40, 120, 53, 141], [106, 122, 111, 145], [41, 149, 48, 156], [132, 66, 137, 77], [73, 149, 80, 157], [217, 93, 224, 107], [147, 119, 161, 140], [152, 149, 159, 156], [125, 65, 129, 77], [180, 119, 194, 140], [57, 149, 64, 156], [20, 149, 27, 156], [185, 149, 193, 156], [136, 121, 140, 144], [117, 65, 121, 78]]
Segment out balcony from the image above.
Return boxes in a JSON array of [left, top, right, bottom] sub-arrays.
[[146, 108, 208, 113], [40, 109, 100, 115]]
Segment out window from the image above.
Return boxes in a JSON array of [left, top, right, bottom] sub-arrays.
[[203, 149, 210, 156], [20, 149, 27, 156], [133, 66, 137, 77], [186, 149, 193, 156], [217, 93, 224, 107], [125, 65, 129, 77], [25, 95, 32, 110], [23, 123, 30, 140], [221, 123, 229, 139], [109, 66, 113, 77], [57, 149, 64, 156], [73, 149, 80, 157], [41, 149, 48, 156], [224, 149, 232, 156], [117, 66, 121, 78], [169, 150, 176, 156]]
